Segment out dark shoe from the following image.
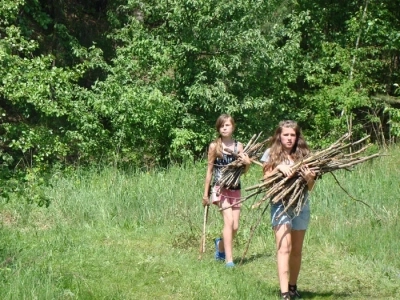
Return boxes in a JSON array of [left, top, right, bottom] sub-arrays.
[[289, 284, 301, 299]]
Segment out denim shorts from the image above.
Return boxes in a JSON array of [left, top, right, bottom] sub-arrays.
[[270, 199, 310, 230]]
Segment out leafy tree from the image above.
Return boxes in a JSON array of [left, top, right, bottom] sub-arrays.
[[1, 0, 400, 181]]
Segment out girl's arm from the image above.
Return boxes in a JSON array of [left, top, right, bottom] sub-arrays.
[[263, 166, 273, 179], [264, 164, 294, 179], [262, 149, 294, 178], [299, 165, 316, 191], [203, 143, 216, 206], [237, 142, 251, 174]]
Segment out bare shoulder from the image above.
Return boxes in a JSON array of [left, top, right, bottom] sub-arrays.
[[209, 141, 217, 150], [207, 141, 217, 154], [237, 141, 245, 152]]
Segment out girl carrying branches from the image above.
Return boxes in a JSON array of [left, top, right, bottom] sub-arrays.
[[261, 120, 316, 300], [202, 114, 250, 268]]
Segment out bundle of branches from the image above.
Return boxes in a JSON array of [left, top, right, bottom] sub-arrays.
[[232, 133, 382, 265], [246, 133, 381, 216], [216, 132, 270, 189]]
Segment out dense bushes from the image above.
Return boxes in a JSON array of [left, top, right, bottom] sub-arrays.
[[1, 0, 399, 175]]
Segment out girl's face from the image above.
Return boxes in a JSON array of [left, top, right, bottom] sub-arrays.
[[219, 119, 234, 138], [280, 127, 296, 151]]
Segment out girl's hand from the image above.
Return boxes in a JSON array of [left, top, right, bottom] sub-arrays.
[[202, 196, 210, 207], [237, 152, 251, 165], [299, 165, 316, 183], [277, 165, 294, 177]]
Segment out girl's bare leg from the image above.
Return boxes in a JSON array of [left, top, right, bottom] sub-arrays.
[[274, 224, 292, 293], [220, 203, 240, 263], [289, 229, 306, 285]]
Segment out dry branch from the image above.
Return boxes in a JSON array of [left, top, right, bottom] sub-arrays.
[[237, 133, 382, 263], [198, 204, 209, 260], [246, 134, 382, 216], [216, 132, 270, 189]]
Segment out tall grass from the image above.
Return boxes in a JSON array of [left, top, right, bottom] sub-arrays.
[[0, 148, 399, 299]]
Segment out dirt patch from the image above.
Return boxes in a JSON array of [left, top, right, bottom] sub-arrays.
[[0, 210, 19, 227]]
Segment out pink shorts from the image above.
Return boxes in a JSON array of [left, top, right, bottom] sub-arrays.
[[211, 186, 242, 209]]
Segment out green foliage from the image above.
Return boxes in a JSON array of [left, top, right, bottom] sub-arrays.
[[386, 106, 400, 138], [0, 166, 51, 207], [102, 0, 292, 161], [384, 84, 400, 139], [0, 0, 24, 25], [1, 0, 400, 193]]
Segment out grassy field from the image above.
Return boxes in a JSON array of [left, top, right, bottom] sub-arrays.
[[1, 147, 399, 299]]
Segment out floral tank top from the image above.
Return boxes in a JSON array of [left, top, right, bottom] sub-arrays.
[[212, 141, 241, 190]]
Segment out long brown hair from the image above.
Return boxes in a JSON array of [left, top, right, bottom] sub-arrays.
[[263, 120, 309, 172], [212, 114, 235, 159]]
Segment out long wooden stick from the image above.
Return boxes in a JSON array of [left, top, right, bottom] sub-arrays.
[[198, 204, 209, 260]]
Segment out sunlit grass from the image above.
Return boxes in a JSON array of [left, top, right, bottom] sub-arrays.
[[0, 148, 399, 299]]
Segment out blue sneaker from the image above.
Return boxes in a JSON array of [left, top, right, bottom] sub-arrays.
[[214, 238, 225, 261], [225, 261, 235, 268]]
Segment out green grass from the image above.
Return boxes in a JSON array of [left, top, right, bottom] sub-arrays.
[[1, 148, 399, 299]]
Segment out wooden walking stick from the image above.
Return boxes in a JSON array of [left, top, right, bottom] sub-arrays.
[[198, 203, 209, 260]]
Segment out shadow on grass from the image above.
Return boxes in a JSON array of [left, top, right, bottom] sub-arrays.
[[237, 252, 272, 265], [298, 290, 351, 299], [256, 289, 351, 299]]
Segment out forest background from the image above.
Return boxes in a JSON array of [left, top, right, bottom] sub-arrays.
[[1, 1, 400, 299], [1, 0, 400, 201]]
